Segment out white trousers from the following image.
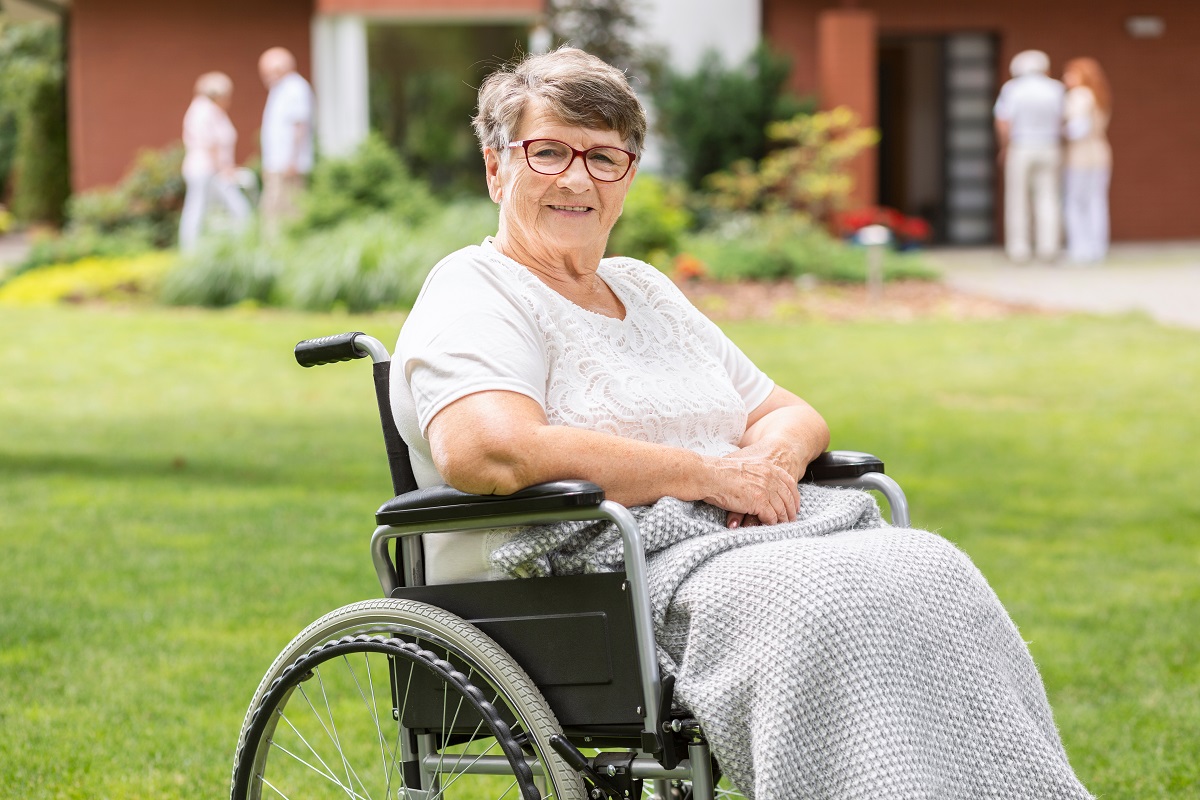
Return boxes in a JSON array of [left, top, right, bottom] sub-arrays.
[[1004, 144, 1062, 262], [1063, 167, 1111, 264], [179, 173, 252, 252]]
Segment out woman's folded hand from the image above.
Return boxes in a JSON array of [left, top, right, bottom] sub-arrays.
[[702, 451, 801, 528]]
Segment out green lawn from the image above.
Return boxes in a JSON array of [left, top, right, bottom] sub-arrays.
[[1, 304, 1197, 798]]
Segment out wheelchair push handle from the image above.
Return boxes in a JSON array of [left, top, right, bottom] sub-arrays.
[[295, 331, 391, 367]]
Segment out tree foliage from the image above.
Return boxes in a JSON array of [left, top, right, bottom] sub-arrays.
[[649, 44, 811, 190], [546, 0, 649, 73], [705, 106, 879, 219], [0, 19, 70, 223]]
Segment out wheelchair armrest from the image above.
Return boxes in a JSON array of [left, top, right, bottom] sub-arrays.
[[802, 450, 885, 482], [375, 479, 605, 526]]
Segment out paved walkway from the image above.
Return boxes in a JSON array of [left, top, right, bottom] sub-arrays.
[[924, 241, 1200, 331], [0, 232, 29, 275]]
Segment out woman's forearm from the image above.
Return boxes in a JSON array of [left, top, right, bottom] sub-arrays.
[[737, 387, 830, 479], [737, 404, 829, 480], [435, 407, 707, 505], [428, 391, 800, 521]]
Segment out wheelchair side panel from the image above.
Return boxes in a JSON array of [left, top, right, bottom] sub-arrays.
[[392, 573, 645, 727]]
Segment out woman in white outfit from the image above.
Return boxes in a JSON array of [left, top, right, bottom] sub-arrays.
[[179, 71, 251, 252], [1062, 58, 1113, 264]]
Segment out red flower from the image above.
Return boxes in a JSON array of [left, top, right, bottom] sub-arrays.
[[673, 253, 708, 281]]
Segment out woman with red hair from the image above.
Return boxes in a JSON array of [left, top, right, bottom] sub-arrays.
[[1062, 57, 1113, 263]]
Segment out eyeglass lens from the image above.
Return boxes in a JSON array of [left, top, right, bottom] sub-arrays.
[[524, 139, 632, 181]]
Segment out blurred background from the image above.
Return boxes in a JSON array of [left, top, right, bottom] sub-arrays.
[[1, 0, 1196, 247]]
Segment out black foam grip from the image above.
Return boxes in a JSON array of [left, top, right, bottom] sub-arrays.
[[294, 332, 368, 368]]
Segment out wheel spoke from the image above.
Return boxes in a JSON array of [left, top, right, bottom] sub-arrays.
[[236, 606, 573, 800], [298, 676, 373, 799], [266, 728, 372, 800]]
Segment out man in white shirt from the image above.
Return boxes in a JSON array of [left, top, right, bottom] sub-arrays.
[[258, 47, 314, 238], [993, 50, 1065, 263]]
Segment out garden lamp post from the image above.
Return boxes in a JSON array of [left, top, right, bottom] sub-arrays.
[[855, 223, 891, 302]]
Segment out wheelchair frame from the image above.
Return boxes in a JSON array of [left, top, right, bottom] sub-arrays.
[[231, 331, 910, 800]]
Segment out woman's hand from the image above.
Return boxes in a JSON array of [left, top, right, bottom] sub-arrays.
[[711, 385, 830, 528], [701, 451, 800, 527]]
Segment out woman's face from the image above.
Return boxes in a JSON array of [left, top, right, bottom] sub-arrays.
[[485, 98, 636, 259], [1063, 68, 1081, 89]]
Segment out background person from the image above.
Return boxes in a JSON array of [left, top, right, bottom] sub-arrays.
[[1062, 57, 1113, 264], [257, 47, 314, 238], [179, 71, 251, 252], [389, 47, 1093, 798], [994, 49, 1065, 263]]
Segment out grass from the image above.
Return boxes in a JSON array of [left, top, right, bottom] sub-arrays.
[[0, 304, 1197, 798]]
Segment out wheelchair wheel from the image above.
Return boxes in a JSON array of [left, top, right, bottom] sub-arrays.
[[231, 598, 585, 800]]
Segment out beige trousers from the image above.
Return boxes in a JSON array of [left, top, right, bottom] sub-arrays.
[[1003, 144, 1062, 262], [260, 172, 307, 239]]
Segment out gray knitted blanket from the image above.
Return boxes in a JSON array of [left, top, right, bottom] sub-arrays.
[[490, 485, 1092, 799]]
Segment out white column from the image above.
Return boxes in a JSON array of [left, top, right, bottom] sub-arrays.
[[312, 13, 370, 158]]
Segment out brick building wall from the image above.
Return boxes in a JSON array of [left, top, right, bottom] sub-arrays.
[[763, 0, 1200, 240], [68, 0, 313, 190]]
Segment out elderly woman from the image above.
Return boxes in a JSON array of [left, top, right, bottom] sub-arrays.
[[179, 71, 251, 251], [391, 48, 1091, 799]]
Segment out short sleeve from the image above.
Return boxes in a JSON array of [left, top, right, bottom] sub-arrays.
[[695, 312, 776, 412], [280, 77, 313, 124], [398, 250, 548, 436], [993, 82, 1013, 121]]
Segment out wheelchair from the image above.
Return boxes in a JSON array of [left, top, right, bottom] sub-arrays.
[[230, 331, 911, 800]]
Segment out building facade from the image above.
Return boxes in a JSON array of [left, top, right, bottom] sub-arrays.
[[10, 0, 1197, 241]]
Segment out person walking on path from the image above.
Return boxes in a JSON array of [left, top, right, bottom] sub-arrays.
[[258, 47, 314, 239], [994, 50, 1065, 264], [179, 71, 251, 252], [1062, 57, 1113, 264]]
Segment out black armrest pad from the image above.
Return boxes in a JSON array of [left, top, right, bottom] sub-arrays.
[[376, 479, 605, 526], [802, 450, 884, 482]]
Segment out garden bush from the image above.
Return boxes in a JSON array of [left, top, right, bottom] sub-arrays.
[[163, 198, 498, 312], [606, 173, 693, 265], [0, 20, 70, 225], [706, 106, 879, 220], [0, 251, 174, 305], [677, 213, 936, 284], [15, 143, 185, 272], [650, 45, 813, 190], [297, 133, 434, 232]]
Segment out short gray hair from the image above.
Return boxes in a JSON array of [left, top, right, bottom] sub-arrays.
[[194, 71, 233, 100], [1010, 50, 1050, 78], [472, 47, 647, 157]]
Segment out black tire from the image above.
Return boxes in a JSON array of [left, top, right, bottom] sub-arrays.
[[231, 598, 586, 800]]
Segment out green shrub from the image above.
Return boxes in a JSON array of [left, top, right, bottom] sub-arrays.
[[66, 144, 186, 246], [0, 20, 70, 225], [164, 198, 498, 312], [17, 225, 160, 273], [706, 106, 880, 219], [297, 133, 434, 232], [0, 251, 174, 305], [15, 143, 186, 272], [606, 174, 693, 264], [650, 44, 813, 190], [159, 224, 281, 307], [678, 213, 936, 284]]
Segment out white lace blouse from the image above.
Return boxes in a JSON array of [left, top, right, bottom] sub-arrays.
[[391, 239, 775, 582]]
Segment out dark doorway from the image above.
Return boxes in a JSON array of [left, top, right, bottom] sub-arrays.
[[878, 33, 998, 244]]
